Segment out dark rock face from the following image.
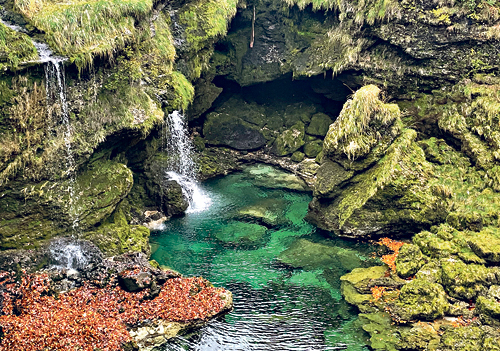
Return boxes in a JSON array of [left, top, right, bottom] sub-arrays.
[[144, 157, 189, 217], [204, 117, 267, 150]]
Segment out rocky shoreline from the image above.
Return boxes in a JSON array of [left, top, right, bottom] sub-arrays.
[[0, 240, 233, 351]]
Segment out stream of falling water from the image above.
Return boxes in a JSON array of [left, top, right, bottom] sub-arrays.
[[2, 17, 85, 266], [164, 111, 212, 213], [44, 55, 80, 231]]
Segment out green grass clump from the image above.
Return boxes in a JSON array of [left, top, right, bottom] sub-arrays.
[[283, 0, 400, 25], [323, 85, 401, 160], [15, 0, 153, 69], [179, 0, 238, 52], [0, 22, 38, 69]]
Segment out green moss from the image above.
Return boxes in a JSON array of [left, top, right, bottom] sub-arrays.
[[441, 259, 491, 300], [291, 151, 305, 162], [82, 200, 150, 256], [440, 326, 485, 350], [178, 0, 238, 52], [336, 128, 433, 228], [359, 312, 401, 350], [0, 160, 133, 249], [395, 244, 427, 279], [304, 140, 323, 158], [467, 227, 500, 263], [0, 22, 38, 70], [323, 85, 401, 161], [272, 121, 306, 156], [283, 0, 401, 26], [395, 278, 450, 321], [306, 113, 332, 137], [477, 296, 500, 326], [15, 0, 153, 69]]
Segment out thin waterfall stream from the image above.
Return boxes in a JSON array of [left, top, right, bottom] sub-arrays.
[[165, 110, 212, 213], [2, 17, 85, 267]]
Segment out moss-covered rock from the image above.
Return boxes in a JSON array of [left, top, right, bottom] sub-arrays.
[[203, 110, 267, 150], [83, 201, 150, 256], [468, 227, 500, 263], [0, 22, 38, 70], [303, 140, 323, 158], [291, 151, 305, 162], [399, 324, 440, 350], [272, 122, 306, 156], [359, 312, 401, 351], [307, 85, 447, 238], [440, 326, 485, 351], [340, 266, 388, 291], [395, 244, 427, 279], [394, 278, 449, 321], [441, 259, 494, 300], [0, 160, 133, 249], [477, 296, 500, 326], [306, 113, 332, 137]]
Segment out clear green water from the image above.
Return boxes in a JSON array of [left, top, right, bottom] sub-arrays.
[[151, 164, 376, 351]]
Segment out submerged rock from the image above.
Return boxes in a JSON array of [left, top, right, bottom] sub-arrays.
[[278, 238, 364, 271], [214, 221, 267, 246], [238, 198, 288, 226], [243, 164, 308, 191]]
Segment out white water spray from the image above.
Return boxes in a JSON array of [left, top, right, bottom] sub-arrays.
[[165, 111, 211, 213], [49, 242, 88, 272]]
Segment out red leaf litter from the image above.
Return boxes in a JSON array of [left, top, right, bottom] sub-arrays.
[[0, 271, 227, 351]]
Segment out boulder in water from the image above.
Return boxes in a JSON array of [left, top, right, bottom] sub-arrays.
[[278, 238, 363, 271], [214, 221, 267, 246], [244, 164, 308, 191], [238, 198, 289, 226]]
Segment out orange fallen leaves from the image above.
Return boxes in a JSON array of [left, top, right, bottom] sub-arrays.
[[0, 272, 227, 351], [377, 238, 404, 272]]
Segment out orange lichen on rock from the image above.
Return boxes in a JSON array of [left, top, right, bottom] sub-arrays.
[[377, 237, 404, 272], [370, 286, 386, 300], [0, 272, 228, 351]]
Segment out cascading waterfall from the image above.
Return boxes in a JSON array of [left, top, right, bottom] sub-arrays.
[[165, 111, 212, 213], [2, 17, 85, 268]]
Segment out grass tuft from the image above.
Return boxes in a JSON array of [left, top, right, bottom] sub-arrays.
[[15, 0, 154, 69]]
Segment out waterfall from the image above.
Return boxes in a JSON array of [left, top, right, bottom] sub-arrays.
[[49, 241, 88, 272], [165, 111, 211, 213], [45, 58, 80, 231], [1, 17, 80, 230]]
